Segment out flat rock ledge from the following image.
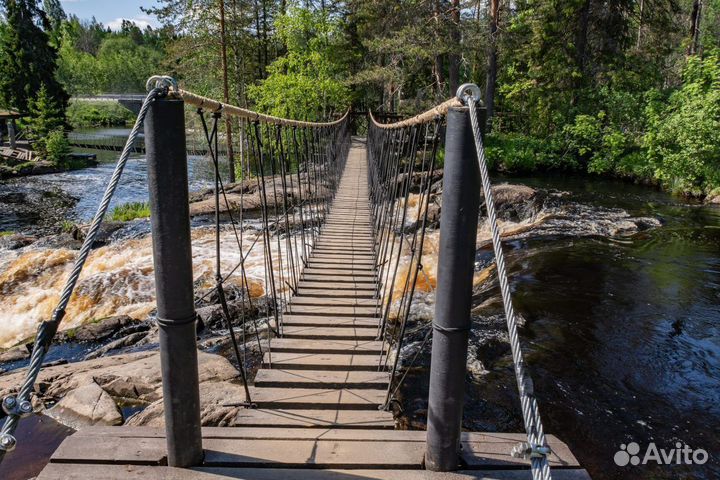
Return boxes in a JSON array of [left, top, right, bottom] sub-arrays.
[[0, 350, 246, 429]]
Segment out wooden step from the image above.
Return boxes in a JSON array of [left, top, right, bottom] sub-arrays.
[[270, 338, 384, 354], [297, 281, 377, 291], [302, 274, 378, 284], [308, 257, 376, 266], [286, 305, 379, 318], [303, 268, 376, 277], [234, 409, 395, 429], [254, 369, 389, 388], [281, 326, 378, 340], [290, 297, 379, 307], [282, 315, 379, 328], [39, 465, 592, 480], [295, 289, 377, 299], [264, 352, 384, 371], [250, 387, 387, 410], [45, 429, 582, 469]]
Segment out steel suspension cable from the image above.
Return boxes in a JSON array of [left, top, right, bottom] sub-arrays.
[[464, 89, 552, 480]]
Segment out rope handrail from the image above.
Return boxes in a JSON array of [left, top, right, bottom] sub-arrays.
[[368, 97, 462, 129], [171, 88, 350, 128]]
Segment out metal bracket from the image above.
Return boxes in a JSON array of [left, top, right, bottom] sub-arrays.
[[455, 83, 483, 106], [2, 396, 32, 418], [511, 442, 552, 460], [145, 75, 178, 96]]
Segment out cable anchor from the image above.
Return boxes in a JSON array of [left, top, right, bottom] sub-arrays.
[[511, 442, 552, 460], [1, 396, 32, 418], [455, 83, 483, 106]]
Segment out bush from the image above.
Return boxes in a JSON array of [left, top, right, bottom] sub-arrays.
[[45, 129, 71, 165], [67, 101, 135, 128], [484, 132, 573, 172], [644, 51, 720, 195], [111, 202, 150, 222]]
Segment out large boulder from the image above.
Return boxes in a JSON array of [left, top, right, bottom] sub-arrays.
[[46, 381, 123, 428]]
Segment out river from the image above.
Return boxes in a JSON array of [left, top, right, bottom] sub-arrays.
[[0, 131, 718, 479]]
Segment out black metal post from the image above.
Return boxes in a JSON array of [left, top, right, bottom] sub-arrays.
[[145, 97, 204, 467], [425, 106, 482, 471]]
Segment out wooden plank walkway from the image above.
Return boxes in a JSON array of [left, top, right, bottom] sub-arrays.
[[35, 139, 590, 479]]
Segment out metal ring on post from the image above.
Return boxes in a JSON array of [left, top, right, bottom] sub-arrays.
[[145, 75, 178, 95], [455, 83, 483, 106]]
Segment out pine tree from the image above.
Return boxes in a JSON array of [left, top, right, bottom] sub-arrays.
[[0, 0, 69, 118], [24, 84, 66, 158]]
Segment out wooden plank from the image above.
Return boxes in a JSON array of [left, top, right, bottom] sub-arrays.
[[290, 297, 379, 307], [286, 305, 379, 318], [302, 274, 379, 284], [39, 465, 592, 480], [201, 438, 424, 468], [303, 268, 377, 277], [295, 289, 377, 299], [304, 263, 376, 272], [264, 352, 384, 371], [297, 281, 377, 290], [233, 409, 395, 429], [308, 258, 376, 266], [249, 387, 387, 409], [47, 434, 581, 470], [269, 338, 385, 354], [282, 315, 379, 328], [281, 326, 378, 340], [254, 369, 390, 389], [70, 428, 569, 446]]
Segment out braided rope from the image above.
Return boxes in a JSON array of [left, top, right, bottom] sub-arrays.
[[467, 98, 552, 480], [0, 87, 164, 458], [368, 97, 462, 129], [174, 88, 349, 128]]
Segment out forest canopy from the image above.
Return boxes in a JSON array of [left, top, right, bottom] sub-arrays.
[[0, 0, 718, 196]]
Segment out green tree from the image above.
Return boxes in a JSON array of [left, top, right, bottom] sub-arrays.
[[248, 5, 351, 120], [645, 51, 720, 195], [0, 0, 68, 116], [24, 84, 67, 160]]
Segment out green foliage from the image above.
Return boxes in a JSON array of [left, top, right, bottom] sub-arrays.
[[111, 202, 150, 222], [485, 132, 573, 172], [60, 219, 74, 233], [67, 101, 135, 128], [44, 129, 71, 164], [0, 231, 14, 237], [23, 84, 68, 161], [645, 51, 720, 195], [56, 23, 165, 95], [247, 6, 351, 120], [0, 0, 68, 114]]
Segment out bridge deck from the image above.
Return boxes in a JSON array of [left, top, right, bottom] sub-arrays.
[[35, 140, 590, 479]]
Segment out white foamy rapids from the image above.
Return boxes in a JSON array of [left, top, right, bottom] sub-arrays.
[[0, 227, 292, 349]]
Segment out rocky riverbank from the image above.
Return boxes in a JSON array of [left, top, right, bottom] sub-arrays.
[[0, 180, 663, 434]]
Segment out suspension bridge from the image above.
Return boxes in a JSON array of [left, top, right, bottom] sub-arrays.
[[0, 78, 589, 479]]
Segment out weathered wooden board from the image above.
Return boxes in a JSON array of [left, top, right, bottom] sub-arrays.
[[249, 387, 387, 409], [269, 338, 385, 354], [38, 465, 592, 480], [264, 352, 384, 370], [254, 369, 390, 388], [280, 326, 379, 340], [282, 315, 379, 328], [286, 305, 379, 318]]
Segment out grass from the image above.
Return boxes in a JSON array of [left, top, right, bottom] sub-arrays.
[[0, 231, 13, 237], [111, 202, 151, 222]]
